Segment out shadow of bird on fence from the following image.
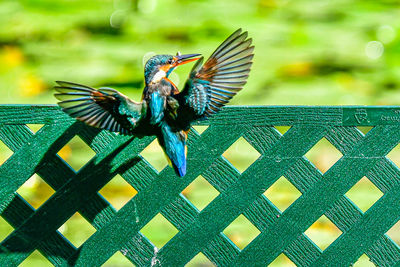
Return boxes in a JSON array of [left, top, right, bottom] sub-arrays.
[[0, 120, 144, 266]]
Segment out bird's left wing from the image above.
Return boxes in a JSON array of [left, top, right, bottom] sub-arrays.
[[54, 81, 145, 134], [176, 29, 254, 124]]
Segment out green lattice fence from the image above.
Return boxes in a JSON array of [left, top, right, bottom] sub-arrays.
[[1, 105, 400, 266]]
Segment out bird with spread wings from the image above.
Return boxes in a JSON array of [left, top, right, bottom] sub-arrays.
[[55, 29, 254, 177]]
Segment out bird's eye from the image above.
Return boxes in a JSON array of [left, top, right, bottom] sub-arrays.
[[168, 59, 173, 64]]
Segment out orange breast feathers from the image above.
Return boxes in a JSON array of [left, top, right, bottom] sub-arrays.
[[158, 64, 179, 94], [162, 77, 180, 95]]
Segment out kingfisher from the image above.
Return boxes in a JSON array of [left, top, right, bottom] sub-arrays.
[[55, 29, 254, 177]]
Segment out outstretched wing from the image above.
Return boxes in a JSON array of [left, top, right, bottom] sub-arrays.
[[177, 28, 254, 120], [54, 81, 145, 134]]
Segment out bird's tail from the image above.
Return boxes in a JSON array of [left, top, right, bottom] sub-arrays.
[[158, 122, 187, 177]]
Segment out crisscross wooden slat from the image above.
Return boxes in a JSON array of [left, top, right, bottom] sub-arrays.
[[235, 125, 400, 265], [0, 105, 400, 266]]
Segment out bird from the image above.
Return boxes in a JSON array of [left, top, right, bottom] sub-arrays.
[[54, 28, 254, 177]]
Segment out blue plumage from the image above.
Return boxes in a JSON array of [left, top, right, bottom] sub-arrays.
[[149, 91, 165, 125], [159, 122, 187, 177], [55, 29, 253, 177]]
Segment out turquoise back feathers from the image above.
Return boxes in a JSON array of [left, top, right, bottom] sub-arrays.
[[149, 91, 165, 125]]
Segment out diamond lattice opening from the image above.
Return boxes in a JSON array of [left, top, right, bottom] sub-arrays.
[[345, 176, 383, 212], [305, 137, 342, 173], [387, 143, 400, 168], [59, 212, 96, 247], [274, 126, 291, 136], [17, 174, 55, 209], [269, 253, 296, 266], [222, 137, 261, 173], [356, 126, 373, 136], [386, 220, 400, 245], [186, 252, 215, 267], [103, 251, 133, 267], [19, 250, 52, 267], [57, 136, 96, 171], [304, 215, 342, 250], [0, 216, 13, 242], [263, 176, 302, 212], [140, 139, 168, 173], [353, 254, 375, 267], [192, 125, 209, 135], [0, 140, 13, 165], [182, 175, 219, 211], [99, 174, 137, 210], [140, 213, 178, 248], [26, 124, 44, 134], [223, 214, 260, 250]]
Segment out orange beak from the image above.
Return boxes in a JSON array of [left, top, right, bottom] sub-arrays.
[[172, 53, 201, 67]]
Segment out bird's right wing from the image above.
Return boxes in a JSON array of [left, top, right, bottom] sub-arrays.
[[54, 81, 145, 134], [177, 29, 254, 120]]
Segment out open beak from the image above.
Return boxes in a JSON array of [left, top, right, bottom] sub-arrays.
[[173, 53, 201, 67]]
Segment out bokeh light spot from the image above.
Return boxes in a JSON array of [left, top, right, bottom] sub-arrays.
[[365, 41, 384, 60]]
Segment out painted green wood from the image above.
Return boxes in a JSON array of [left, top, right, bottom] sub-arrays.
[[0, 105, 399, 266]]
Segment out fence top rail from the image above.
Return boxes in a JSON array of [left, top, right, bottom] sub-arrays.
[[0, 104, 399, 126]]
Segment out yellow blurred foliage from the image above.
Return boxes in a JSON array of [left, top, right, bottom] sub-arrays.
[[270, 254, 296, 266], [305, 215, 342, 250], [181, 183, 193, 196], [311, 220, 329, 230], [258, 0, 278, 9], [0, 141, 13, 165], [314, 150, 338, 173], [1, 46, 24, 68], [305, 138, 342, 174], [336, 73, 373, 95], [58, 144, 72, 160], [17, 174, 55, 209], [19, 74, 46, 97], [279, 62, 314, 78], [140, 139, 169, 172], [99, 175, 138, 210], [229, 234, 243, 247]]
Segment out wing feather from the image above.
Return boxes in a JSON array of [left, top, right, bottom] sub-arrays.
[[178, 29, 253, 119], [54, 81, 144, 134]]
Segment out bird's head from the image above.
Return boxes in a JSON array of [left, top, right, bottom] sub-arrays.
[[144, 53, 201, 84]]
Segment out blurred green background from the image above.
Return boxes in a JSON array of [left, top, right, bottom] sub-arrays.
[[1, 0, 400, 266]]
